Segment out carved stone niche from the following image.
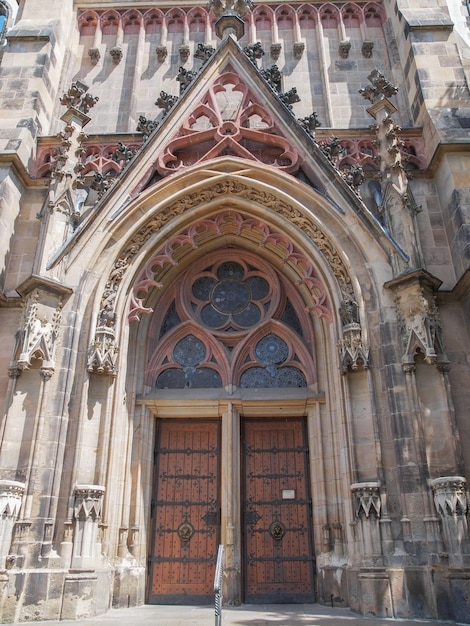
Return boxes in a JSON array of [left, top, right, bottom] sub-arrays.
[[72, 485, 105, 568], [384, 270, 448, 372], [0, 480, 25, 569], [351, 482, 383, 561], [431, 476, 469, 563], [338, 298, 369, 374]]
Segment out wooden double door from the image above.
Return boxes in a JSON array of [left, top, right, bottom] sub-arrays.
[[149, 417, 315, 604]]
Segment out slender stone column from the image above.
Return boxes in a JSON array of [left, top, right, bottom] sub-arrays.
[[72, 485, 105, 569], [221, 403, 241, 605]]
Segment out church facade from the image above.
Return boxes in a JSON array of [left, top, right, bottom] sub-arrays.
[[1, 0, 470, 622]]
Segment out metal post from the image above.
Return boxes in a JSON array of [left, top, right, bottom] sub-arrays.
[[214, 544, 224, 626]]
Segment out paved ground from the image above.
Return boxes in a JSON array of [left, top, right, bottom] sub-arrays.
[[15, 604, 462, 626]]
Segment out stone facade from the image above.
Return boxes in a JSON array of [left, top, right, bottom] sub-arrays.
[[0, 0, 469, 622]]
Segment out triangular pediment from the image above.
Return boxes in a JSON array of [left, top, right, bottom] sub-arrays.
[[104, 35, 351, 200], [51, 36, 406, 268]]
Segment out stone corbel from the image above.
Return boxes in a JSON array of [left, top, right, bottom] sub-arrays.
[[431, 476, 468, 563], [74, 485, 105, 521], [179, 44, 190, 63], [156, 45, 168, 62], [270, 42, 281, 60], [362, 41, 374, 58], [110, 46, 123, 64], [293, 42, 305, 60], [339, 40, 351, 59], [351, 482, 383, 561], [72, 485, 105, 566], [88, 47, 101, 65]]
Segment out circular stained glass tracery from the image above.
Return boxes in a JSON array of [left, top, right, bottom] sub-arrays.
[[211, 280, 251, 314], [191, 261, 269, 331]]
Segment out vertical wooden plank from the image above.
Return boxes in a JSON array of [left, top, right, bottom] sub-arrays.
[[243, 418, 315, 603], [149, 419, 220, 604]]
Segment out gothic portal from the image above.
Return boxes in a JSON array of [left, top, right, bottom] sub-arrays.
[[0, 0, 470, 623]]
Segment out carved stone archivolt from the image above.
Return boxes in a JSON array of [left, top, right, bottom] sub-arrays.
[[129, 211, 331, 324], [91, 179, 354, 362]]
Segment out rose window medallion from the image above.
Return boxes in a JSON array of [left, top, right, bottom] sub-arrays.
[[191, 262, 270, 331]]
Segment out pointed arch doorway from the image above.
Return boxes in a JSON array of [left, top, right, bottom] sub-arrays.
[[142, 247, 323, 605]]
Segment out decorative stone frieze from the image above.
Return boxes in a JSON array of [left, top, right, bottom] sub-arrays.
[[208, 0, 253, 18], [0, 481, 25, 568], [431, 476, 468, 518]]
